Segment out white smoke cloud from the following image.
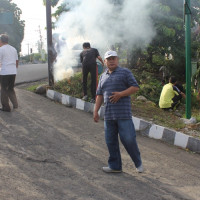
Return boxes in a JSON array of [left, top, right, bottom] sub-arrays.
[[54, 0, 156, 81]]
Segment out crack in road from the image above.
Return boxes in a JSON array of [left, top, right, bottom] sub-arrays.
[[0, 147, 61, 165]]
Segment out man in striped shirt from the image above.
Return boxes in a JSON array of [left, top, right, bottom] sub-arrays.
[[94, 50, 143, 173]]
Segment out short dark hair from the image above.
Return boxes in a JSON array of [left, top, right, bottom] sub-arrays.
[[83, 42, 90, 48], [0, 34, 9, 43], [169, 76, 177, 84]]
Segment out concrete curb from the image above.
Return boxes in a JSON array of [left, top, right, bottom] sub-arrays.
[[47, 89, 200, 153]]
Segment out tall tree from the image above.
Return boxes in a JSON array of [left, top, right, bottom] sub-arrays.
[[43, 0, 69, 28], [126, 0, 200, 80], [0, 0, 25, 53], [43, 0, 60, 7]]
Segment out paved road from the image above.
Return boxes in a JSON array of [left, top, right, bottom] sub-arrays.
[[0, 87, 200, 200], [15, 63, 48, 84]]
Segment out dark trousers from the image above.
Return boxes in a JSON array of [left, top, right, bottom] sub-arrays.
[[82, 63, 97, 99], [104, 119, 142, 170], [163, 94, 182, 111], [0, 75, 18, 111], [171, 94, 182, 109]]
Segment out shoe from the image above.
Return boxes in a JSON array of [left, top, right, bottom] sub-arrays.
[[102, 166, 122, 173], [82, 95, 88, 101], [90, 98, 96, 103], [136, 164, 144, 173], [13, 105, 18, 109], [0, 107, 11, 112]]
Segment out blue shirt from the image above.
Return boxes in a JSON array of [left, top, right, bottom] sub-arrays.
[[96, 66, 139, 120]]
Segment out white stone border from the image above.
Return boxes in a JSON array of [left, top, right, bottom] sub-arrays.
[[46, 89, 200, 153]]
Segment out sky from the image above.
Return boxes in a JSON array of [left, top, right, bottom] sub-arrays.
[[12, 0, 47, 55]]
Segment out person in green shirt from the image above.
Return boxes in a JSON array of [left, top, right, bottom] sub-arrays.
[[159, 76, 185, 110]]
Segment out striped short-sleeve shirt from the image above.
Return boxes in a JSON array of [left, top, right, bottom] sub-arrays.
[[96, 66, 139, 120]]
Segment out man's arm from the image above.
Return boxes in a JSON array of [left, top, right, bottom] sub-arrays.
[[180, 92, 186, 99], [93, 95, 104, 122], [16, 60, 19, 68], [80, 52, 83, 63], [173, 85, 185, 99], [109, 86, 139, 103], [97, 56, 104, 66]]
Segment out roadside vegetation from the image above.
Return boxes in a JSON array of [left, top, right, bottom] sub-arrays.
[[26, 84, 43, 93], [52, 69, 200, 139], [11, 0, 199, 139]]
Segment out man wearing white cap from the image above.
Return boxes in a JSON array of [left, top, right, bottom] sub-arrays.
[[94, 50, 143, 173]]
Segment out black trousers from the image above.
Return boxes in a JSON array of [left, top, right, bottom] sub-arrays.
[[82, 63, 97, 99], [0, 75, 18, 111], [171, 94, 182, 109], [163, 94, 182, 111]]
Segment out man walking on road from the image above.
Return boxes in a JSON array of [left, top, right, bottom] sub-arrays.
[[80, 42, 104, 103], [93, 50, 143, 173], [0, 34, 18, 112]]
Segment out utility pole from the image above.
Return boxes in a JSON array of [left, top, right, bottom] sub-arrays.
[[26, 43, 30, 55], [46, 0, 54, 86], [38, 25, 43, 53], [184, 0, 191, 119], [38, 26, 45, 61]]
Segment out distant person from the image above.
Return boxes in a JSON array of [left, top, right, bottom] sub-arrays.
[[80, 42, 104, 103], [159, 76, 185, 110], [0, 34, 18, 112], [52, 33, 66, 57], [159, 65, 170, 84], [161, 79, 165, 86], [174, 82, 184, 93], [94, 50, 143, 173]]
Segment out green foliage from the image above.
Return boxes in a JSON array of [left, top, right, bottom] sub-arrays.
[[20, 55, 30, 63], [52, 3, 70, 19], [194, 113, 200, 123], [152, 54, 165, 66], [54, 72, 93, 99], [126, 0, 200, 81], [160, 25, 175, 37], [132, 69, 163, 104], [0, 0, 24, 53], [26, 84, 41, 92], [20, 53, 47, 63], [43, 0, 60, 7], [191, 91, 200, 109], [158, 4, 171, 13]]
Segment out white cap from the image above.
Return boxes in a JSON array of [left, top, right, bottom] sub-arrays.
[[104, 50, 118, 59]]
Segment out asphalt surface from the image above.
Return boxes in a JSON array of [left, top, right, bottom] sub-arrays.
[[15, 63, 48, 84], [0, 86, 200, 200]]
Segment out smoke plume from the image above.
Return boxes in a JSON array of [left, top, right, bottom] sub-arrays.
[[54, 0, 156, 81]]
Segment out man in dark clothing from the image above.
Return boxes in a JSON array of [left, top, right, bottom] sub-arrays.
[[80, 42, 104, 103]]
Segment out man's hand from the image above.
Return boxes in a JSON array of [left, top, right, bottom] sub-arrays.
[[93, 111, 100, 122], [97, 56, 104, 67], [109, 92, 122, 103], [93, 95, 103, 122], [109, 87, 139, 103], [16, 60, 19, 68], [181, 92, 186, 99]]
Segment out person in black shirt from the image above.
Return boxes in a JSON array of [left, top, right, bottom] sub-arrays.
[[80, 42, 104, 103]]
